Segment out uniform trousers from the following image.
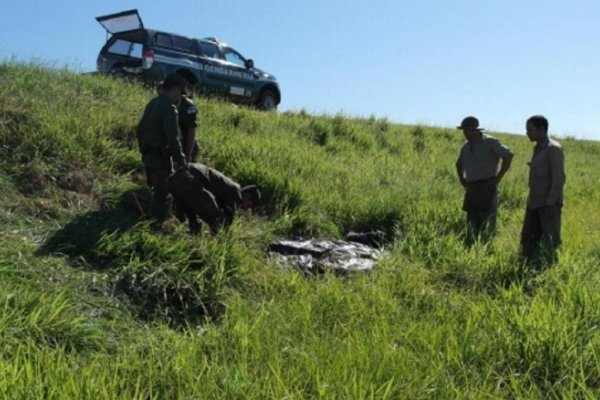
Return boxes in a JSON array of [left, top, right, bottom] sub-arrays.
[[142, 150, 173, 224], [168, 169, 225, 234], [520, 205, 562, 262], [462, 178, 497, 238]]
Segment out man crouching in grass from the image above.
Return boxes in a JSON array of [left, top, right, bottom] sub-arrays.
[[168, 163, 260, 234]]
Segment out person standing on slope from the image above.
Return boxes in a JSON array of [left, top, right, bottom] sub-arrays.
[[455, 116, 514, 242], [520, 115, 565, 266], [137, 73, 187, 230]]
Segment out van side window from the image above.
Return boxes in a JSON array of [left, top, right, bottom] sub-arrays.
[[199, 42, 222, 60], [172, 35, 193, 53], [107, 39, 143, 58], [155, 33, 173, 48]]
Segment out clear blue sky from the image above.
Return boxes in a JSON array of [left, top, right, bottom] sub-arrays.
[[2, 1, 599, 140]]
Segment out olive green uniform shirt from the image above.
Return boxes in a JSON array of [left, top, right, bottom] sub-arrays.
[[137, 94, 185, 167], [527, 138, 565, 209], [178, 95, 199, 162], [456, 134, 513, 182], [178, 95, 198, 132], [187, 163, 242, 211], [167, 163, 242, 231]]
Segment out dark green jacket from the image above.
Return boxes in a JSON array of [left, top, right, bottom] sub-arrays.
[[178, 95, 198, 133], [178, 95, 200, 161], [188, 163, 242, 211], [137, 94, 185, 167]]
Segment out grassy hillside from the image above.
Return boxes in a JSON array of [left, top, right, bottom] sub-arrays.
[[1, 62, 600, 399]]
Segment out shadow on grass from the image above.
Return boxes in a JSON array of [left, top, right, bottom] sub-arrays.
[[440, 252, 548, 298], [36, 188, 149, 270], [114, 267, 227, 328], [37, 187, 230, 328]]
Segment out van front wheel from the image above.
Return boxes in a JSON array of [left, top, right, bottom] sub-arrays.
[[257, 89, 277, 111]]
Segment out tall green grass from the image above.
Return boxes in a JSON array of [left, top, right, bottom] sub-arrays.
[[1, 62, 600, 398]]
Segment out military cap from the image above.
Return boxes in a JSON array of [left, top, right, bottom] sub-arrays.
[[162, 73, 187, 91], [457, 116, 484, 131]]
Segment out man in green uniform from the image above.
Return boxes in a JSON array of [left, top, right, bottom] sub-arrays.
[[455, 116, 514, 241], [137, 73, 187, 229], [157, 82, 200, 162], [168, 163, 261, 234], [178, 94, 200, 163], [520, 115, 565, 265]]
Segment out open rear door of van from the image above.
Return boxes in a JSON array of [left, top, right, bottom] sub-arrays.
[[96, 9, 144, 35]]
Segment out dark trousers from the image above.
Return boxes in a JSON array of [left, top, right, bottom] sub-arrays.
[[142, 151, 173, 225], [520, 205, 562, 264], [168, 169, 225, 234], [463, 179, 497, 240]]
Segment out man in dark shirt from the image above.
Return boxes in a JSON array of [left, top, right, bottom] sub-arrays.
[[178, 94, 200, 162], [137, 74, 187, 229], [157, 81, 200, 162]]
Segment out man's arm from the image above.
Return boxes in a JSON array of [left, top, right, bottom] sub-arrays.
[[180, 97, 198, 163], [184, 127, 196, 163], [546, 146, 565, 206], [492, 140, 514, 184], [163, 105, 186, 168], [136, 103, 150, 151], [495, 154, 513, 184], [455, 155, 466, 187]]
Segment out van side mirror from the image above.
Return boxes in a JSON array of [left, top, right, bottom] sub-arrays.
[[245, 59, 254, 69]]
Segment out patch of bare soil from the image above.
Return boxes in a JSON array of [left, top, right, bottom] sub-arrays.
[[19, 167, 54, 196], [57, 170, 95, 194]]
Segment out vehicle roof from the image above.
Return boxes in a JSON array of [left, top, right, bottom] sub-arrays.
[[113, 28, 229, 46], [97, 10, 230, 48]]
